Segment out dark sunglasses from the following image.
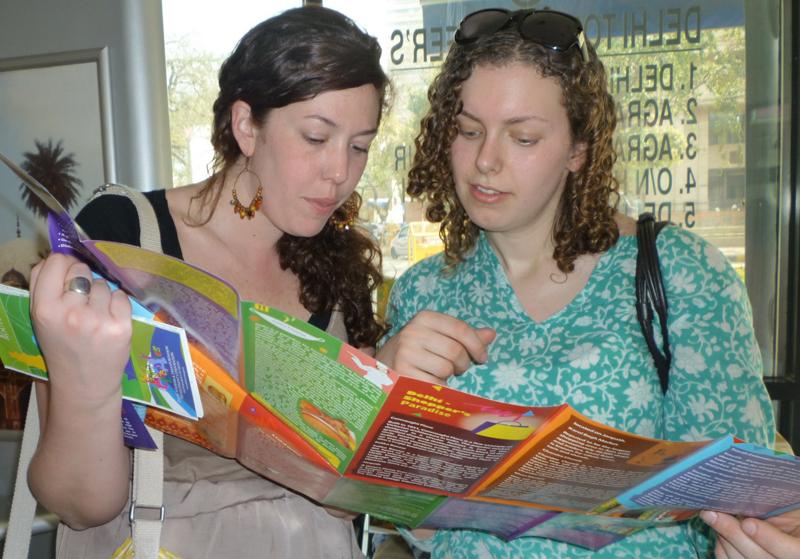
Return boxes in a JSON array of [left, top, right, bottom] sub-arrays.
[[454, 8, 589, 63]]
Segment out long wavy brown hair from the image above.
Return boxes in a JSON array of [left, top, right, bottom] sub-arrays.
[[408, 27, 619, 273], [190, 7, 389, 346]]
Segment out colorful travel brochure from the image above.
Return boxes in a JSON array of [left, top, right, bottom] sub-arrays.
[[141, 301, 800, 551], [2, 151, 798, 550], [0, 283, 202, 425]]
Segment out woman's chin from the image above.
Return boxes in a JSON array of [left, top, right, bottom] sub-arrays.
[[283, 220, 330, 239]]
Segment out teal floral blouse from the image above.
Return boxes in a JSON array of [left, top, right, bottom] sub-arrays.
[[383, 226, 775, 558]]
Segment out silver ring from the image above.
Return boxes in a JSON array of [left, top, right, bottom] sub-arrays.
[[66, 276, 92, 296]]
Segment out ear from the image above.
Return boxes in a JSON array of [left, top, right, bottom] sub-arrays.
[[567, 141, 588, 173], [231, 100, 257, 158]]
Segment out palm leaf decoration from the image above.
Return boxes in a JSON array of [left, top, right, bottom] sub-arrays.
[[18, 139, 82, 218]]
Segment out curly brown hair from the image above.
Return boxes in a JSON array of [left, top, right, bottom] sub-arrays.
[[408, 27, 619, 274], [190, 7, 389, 347]]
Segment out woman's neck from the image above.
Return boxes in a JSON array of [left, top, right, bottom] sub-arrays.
[[485, 218, 557, 280], [179, 175, 284, 256]]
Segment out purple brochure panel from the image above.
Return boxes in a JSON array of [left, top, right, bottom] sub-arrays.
[[47, 211, 113, 273], [47, 212, 124, 292], [419, 498, 558, 540], [47, 211, 85, 257], [620, 444, 800, 518], [82, 240, 240, 376], [121, 400, 158, 449]]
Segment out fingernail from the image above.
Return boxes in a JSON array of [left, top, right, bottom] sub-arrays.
[[742, 520, 757, 536], [700, 511, 717, 525]]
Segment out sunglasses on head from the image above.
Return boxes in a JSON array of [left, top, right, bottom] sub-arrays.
[[454, 8, 589, 63]]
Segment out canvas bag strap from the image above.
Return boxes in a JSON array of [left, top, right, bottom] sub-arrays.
[[2, 389, 41, 559], [130, 429, 164, 559], [91, 184, 163, 254], [96, 185, 166, 559]]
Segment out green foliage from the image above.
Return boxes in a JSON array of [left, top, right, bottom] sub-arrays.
[[358, 70, 434, 217], [164, 38, 220, 186]]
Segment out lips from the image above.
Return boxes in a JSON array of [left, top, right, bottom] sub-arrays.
[[305, 197, 339, 216], [470, 182, 506, 203]]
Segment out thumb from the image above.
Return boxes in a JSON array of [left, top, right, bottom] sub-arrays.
[[743, 518, 800, 558]]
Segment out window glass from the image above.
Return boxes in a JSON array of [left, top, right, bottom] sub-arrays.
[[330, 0, 785, 375], [161, 0, 301, 187]]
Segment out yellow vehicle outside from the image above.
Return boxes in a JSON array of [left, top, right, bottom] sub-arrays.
[[408, 221, 444, 263]]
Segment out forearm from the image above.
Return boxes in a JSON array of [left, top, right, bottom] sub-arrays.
[[28, 384, 131, 529]]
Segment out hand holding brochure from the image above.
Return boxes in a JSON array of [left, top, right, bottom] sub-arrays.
[[1, 152, 241, 376], [0, 284, 202, 423]]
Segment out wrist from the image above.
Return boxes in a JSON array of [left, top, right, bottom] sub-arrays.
[[45, 385, 123, 429]]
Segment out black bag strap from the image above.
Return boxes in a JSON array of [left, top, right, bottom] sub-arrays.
[[635, 213, 671, 395]]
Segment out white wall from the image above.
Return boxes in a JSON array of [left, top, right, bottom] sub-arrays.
[[0, 0, 172, 190]]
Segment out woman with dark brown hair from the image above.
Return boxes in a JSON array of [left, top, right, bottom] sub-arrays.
[[26, 6, 388, 557], [376, 8, 775, 558]]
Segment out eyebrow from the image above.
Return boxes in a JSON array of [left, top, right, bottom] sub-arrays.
[[305, 115, 378, 137], [459, 109, 549, 125]]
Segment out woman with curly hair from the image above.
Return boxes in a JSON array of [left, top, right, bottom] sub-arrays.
[[27, 6, 387, 557], [376, 8, 775, 558]]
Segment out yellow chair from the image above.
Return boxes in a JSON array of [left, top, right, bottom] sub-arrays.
[[775, 431, 794, 455]]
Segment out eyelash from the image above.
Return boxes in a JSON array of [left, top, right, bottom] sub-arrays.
[[458, 127, 538, 148], [304, 135, 370, 154], [458, 127, 482, 139]]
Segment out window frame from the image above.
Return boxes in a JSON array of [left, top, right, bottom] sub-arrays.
[[765, 0, 799, 449]]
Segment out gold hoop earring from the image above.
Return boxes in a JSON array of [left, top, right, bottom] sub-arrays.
[[330, 195, 359, 232], [230, 158, 263, 220]]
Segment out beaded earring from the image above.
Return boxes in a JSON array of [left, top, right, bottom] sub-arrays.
[[230, 158, 263, 219], [330, 195, 360, 232]]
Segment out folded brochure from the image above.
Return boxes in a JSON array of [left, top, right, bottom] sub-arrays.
[[2, 152, 798, 550]]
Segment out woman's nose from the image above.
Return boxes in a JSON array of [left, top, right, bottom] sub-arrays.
[[323, 148, 349, 184], [476, 137, 501, 175]]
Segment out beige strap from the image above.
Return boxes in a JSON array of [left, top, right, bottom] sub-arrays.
[[1, 392, 40, 559], [130, 428, 165, 559], [105, 185, 166, 559], [91, 184, 163, 253]]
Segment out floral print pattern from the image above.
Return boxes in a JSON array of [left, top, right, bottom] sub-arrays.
[[383, 226, 775, 558]]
